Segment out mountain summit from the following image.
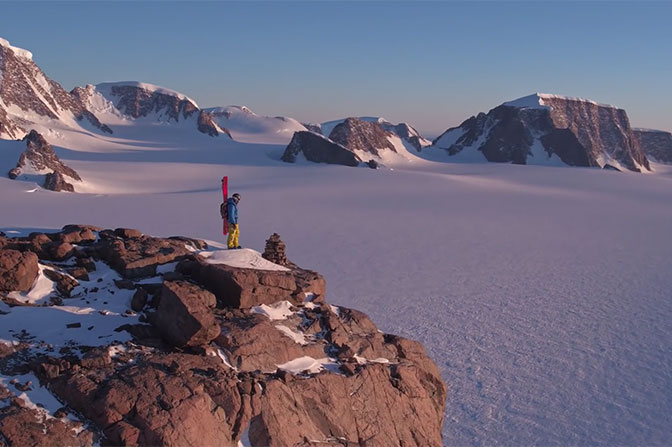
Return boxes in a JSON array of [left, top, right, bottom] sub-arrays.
[[430, 93, 651, 172]]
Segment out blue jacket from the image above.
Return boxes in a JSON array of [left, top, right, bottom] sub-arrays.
[[227, 198, 238, 225]]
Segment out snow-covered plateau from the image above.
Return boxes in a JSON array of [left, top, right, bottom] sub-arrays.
[[1, 118, 671, 445]]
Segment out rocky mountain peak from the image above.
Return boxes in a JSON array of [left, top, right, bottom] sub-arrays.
[[7, 130, 81, 191], [328, 117, 397, 157], [432, 93, 651, 172], [96, 82, 199, 122], [282, 131, 361, 166], [0, 39, 111, 139]]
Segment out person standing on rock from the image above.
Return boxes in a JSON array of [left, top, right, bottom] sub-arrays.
[[227, 193, 241, 249]]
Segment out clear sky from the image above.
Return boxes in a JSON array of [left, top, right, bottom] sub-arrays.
[[1, 1, 670, 136]]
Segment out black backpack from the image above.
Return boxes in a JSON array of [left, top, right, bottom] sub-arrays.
[[220, 202, 227, 220]]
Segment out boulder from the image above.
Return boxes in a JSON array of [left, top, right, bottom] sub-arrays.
[[152, 280, 220, 347], [49, 241, 75, 261], [94, 235, 194, 279], [177, 256, 325, 308], [0, 249, 39, 292]]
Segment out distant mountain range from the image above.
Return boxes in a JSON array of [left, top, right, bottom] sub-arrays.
[[1, 37, 670, 178]]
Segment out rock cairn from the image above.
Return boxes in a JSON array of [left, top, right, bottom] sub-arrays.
[[262, 233, 289, 266]]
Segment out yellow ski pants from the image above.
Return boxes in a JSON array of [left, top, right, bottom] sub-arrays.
[[227, 224, 239, 249]]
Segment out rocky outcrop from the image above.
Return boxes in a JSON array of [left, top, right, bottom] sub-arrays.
[[328, 117, 397, 157], [7, 130, 81, 191], [92, 230, 197, 278], [0, 226, 447, 446], [0, 39, 111, 139], [103, 83, 198, 122], [0, 249, 38, 292], [197, 109, 231, 138], [634, 128, 672, 163], [152, 280, 220, 348], [381, 121, 431, 151], [177, 254, 325, 308], [432, 94, 651, 172], [282, 131, 361, 166]]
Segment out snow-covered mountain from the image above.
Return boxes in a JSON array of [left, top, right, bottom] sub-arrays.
[[428, 93, 651, 172], [318, 116, 431, 152], [0, 38, 111, 140], [200, 105, 307, 144], [282, 117, 431, 167], [634, 128, 672, 163]]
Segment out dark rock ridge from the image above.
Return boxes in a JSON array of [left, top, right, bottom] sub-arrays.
[[0, 227, 447, 446], [381, 121, 431, 151], [634, 128, 672, 163], [432, 93, 651, 172], [328, 117, 398, 157], [7, 130, 81, 191], [197, 109, 232, 138], [282, 131, 361, 166], [0, 41, 111, 139], [102, 83, 198, 122]]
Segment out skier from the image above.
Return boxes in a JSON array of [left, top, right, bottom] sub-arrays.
[[226, 193, 241, 249]]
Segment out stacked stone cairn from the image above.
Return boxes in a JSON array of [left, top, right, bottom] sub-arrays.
[[262, 233, 289, 266]]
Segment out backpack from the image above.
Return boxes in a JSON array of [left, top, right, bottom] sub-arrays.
[[220, 202, 227, 220]]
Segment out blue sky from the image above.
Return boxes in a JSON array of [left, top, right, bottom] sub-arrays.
[[1, 1, 670, 135]]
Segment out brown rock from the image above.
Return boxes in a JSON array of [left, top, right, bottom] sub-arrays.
[[50, 241, 74, 261], [43, 269, 79, 297], [76, 256, 96, 272], [94, 235, 193, 278], [114, 228, 142, 239], [218, 314, 326, 372], [131, 288, 148, 312], [152, 281, 220, 347], [250, 363, 445, 447], [48, 353, 245, 447], [66, 267, 89, 281], [44, 171, 76, 192], [0, 394, 93, 447], [0, 249, 39, 292], [178, 256, 324, 308]]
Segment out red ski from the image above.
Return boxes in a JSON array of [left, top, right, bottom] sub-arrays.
[[221, 176, 228, 236]]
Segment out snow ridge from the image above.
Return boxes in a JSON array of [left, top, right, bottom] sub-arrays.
[[503, 93, 619, 110], [0, 37, 32, 60]]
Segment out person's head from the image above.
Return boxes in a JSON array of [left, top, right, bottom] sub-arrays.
[[232, 193, 241, 204]]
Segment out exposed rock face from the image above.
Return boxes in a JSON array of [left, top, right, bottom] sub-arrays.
[[177, 255, 326, 308], [7, 130, 81, 191], [382, 121, 431, 151], [0, 39, 111, 139], [432, 94, 651, 172], [634, 128, 672, 163], [328, 117, 397, 157], [103, 83, 198, 122], [0, 226, 447, 447], [93, 231, 197, 279], [152, 280, 220, 348], [282, 131, 361, 166], [0, 249, 38, 292], [197, 109, 231, 138], [0, 385, 93, 446]]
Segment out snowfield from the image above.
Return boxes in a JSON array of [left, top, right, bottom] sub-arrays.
[[1, 122, 672, 446]]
